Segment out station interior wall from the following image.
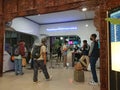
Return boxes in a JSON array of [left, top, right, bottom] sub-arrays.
[[11, 17, 99, 45]]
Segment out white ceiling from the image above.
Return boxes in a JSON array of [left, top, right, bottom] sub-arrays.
[[25, 10, 95, 25]]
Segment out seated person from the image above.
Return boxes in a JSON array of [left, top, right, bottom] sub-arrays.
[[79, 40, 90, 70]]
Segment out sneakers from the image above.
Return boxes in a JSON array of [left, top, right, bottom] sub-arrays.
[[46, 76, 52, 81], [15, 72, 24, 75], [63, 66, 68, 69], [15, 73, 19, 75], [89, 80, 99, 86], [20, 72, 24, 75]]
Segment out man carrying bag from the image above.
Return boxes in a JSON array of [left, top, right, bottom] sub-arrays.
[[32, 38, 52, 83]]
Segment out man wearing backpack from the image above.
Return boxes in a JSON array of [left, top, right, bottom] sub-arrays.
[[32, 38, 52, 83], [88, 34, 99, 85]]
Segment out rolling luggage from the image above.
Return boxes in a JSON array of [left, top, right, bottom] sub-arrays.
[[74, 70, 84, 82]]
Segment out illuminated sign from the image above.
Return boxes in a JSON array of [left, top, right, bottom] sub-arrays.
[[68, 41, 73, 45], [110, 9, 120, 72], [46, 27, 77, 31]]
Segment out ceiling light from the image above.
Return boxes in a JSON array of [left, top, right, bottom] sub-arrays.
[[46, 27, 77, 31], [60, 37, 63, 40], [85, 24, 88, 27], [66, 38, 69, 41], [82, 8, 87, 12]]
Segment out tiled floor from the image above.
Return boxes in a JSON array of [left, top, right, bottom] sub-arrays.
[[0, 51, 100, 90], [0, 66, 100, 90]]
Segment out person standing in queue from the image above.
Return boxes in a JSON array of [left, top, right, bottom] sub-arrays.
[[14, 40, 25, 75], [62, 41, 68, 68], [88, 34, 99, 85], [57, 44, 62, 63], [33, 38, 52, 83]]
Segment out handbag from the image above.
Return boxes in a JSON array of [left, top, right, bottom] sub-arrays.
[[11, 55, 15, 62], [74, 62, 83, 71], [22, 58, 26, 67]]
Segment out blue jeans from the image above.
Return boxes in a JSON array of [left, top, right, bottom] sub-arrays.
[[90, 57, 98, 82], [14, 59, 23, 74]]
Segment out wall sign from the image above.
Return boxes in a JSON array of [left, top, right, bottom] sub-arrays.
[[46, 27, 77, 31]]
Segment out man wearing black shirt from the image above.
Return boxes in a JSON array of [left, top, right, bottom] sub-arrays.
[[89, 34, 99, 85]]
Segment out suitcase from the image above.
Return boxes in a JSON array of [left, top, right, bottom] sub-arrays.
[[74, 70, 84, 82]]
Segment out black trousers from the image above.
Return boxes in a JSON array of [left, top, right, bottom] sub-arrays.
[[58, 52, 62, 60], [33, 60, 50, 82]]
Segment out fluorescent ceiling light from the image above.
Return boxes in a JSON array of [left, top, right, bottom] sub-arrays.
[[46, 27, 77, 31], [82, 8, 87, 12]]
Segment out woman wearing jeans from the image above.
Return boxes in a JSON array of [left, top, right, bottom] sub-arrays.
[[14, 42, 24, 75], [62, 41, 68, 68], [14, 55, 23, 75]]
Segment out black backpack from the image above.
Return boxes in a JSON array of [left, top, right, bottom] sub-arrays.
[[32, 45, 41, 59]]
